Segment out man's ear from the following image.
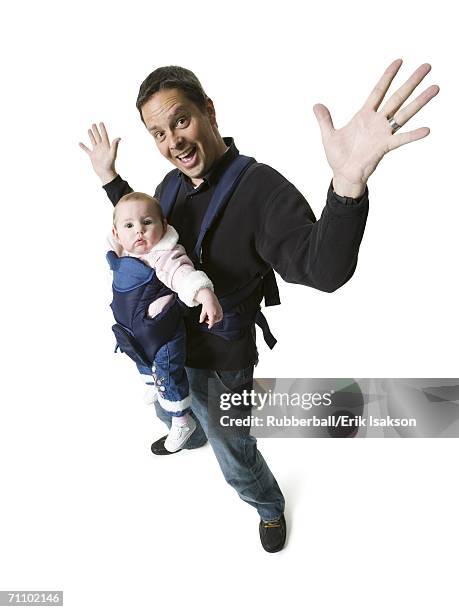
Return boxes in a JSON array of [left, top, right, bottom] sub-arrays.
[[206, 98, 218, 128]]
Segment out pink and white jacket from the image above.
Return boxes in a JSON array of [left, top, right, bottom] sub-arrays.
[[107, 225, 213, 317]]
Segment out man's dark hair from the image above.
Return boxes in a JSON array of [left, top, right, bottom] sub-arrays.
[[136, 66, 208, 122]]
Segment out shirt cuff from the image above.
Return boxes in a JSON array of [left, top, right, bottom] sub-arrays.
[[102, 175, 132, 206], [102, 174, 122, 189], [326, 181, 369, 214]]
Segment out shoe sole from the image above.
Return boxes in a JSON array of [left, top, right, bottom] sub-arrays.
[[150, 435, 181, 455]]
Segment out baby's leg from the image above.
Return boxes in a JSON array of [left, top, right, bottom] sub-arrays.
[[136, 363, 158, 405], [153, 323, 196, 452]]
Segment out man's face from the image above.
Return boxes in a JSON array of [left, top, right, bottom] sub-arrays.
[[113, 199, 166, 255], [141, 88, 224, 186]]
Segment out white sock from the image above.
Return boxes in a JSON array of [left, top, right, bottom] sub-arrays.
[[172, 414, 193, 426]]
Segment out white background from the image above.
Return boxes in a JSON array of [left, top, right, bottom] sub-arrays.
[[1, 0, 458, 610]]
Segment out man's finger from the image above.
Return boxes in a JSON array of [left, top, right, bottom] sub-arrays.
[[388, 127, 430, 152], [363, 59, 403, 111], [313, 104, 334, 139], [110, 137, 121, 156], [387, 85, 439, 128], [87, 129, 96, 147], [79, 142, 90, 154], [99, 122, 110, 145], [92, 123, 102, 143], [380, 63, 432, 118]]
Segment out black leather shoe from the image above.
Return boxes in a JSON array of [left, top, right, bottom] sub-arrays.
[[259, 514, 287, 553], [150, 435, 181, 455]]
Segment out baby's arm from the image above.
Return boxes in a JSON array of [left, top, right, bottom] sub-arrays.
[[155, 245, 223, 328], [195, 288, 223, 329]]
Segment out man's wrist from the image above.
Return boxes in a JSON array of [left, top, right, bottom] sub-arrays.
[[99, 170, 118, 186], [332, 175, 366, 199]]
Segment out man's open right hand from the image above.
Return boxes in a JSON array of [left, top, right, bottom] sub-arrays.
[[79, 122, 121, 185]]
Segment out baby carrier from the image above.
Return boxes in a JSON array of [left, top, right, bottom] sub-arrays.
[[107, 251, 182, 368], [108, 153, 280, 368], [159, 154, 280, 349]]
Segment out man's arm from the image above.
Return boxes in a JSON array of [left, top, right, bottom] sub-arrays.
[[255, 171, 368, 293], [256, 59, 438, 292], [103, 175, 133, 206]]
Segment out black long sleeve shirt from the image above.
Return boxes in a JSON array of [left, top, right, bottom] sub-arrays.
[[104, 137, 369, 370]]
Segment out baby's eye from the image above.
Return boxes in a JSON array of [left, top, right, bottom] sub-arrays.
[[143, 219, 152, 225], [124, 222, 133, 229]]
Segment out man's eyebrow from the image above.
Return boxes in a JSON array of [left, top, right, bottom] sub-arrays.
[[149, 106, 190, 132]]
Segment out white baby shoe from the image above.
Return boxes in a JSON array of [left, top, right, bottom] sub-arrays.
[[164, 414, 197, 453]]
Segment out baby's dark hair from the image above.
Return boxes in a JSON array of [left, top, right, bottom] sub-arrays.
[[113, 192, 163, 226]]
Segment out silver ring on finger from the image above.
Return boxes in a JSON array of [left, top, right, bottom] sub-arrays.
[[388, 116, 402, 134]]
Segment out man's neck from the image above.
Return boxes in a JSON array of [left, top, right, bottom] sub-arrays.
[[191, 138, 229, 187]]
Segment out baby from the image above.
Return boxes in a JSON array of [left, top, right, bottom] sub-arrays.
[[107, 191, 222, 452]]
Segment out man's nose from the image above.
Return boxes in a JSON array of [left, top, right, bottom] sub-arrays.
[[168, 131, 185, 151]]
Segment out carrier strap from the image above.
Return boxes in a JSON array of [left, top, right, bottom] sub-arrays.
[[262, 269, 280, 307], [159, 171, 182, 220], [193, 155, 255, 262], [158, 154, 280, 349], [255, 311, 277, 349], [159, 155, 256, 262]]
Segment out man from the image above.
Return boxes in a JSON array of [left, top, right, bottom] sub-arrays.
[[80, 61, 438, 553]]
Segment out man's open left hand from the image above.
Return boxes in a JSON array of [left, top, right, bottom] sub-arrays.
[[313, 59, 439, 198]]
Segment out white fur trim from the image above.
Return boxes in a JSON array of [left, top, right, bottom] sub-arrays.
[[157, 394, 192, 414], [178, 270, 214, 307], [150, 225, 179, 252], [122, 226, 179, 260]]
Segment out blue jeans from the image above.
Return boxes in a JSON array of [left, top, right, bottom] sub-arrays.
[[137, 321, 191, 417], [154, 366, 285, 521]]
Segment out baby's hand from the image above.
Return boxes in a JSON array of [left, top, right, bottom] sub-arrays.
[[196, 288, 223, 329]]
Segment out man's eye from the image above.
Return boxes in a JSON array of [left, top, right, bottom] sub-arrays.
[[177, 117, 189, 127], [155, 132, 165, 141]]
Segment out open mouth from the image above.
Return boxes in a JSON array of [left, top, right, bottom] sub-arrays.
[[176, 145, 198, 167]]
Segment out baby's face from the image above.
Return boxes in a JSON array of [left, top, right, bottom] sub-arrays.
[[113, 199, 166, 255]]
